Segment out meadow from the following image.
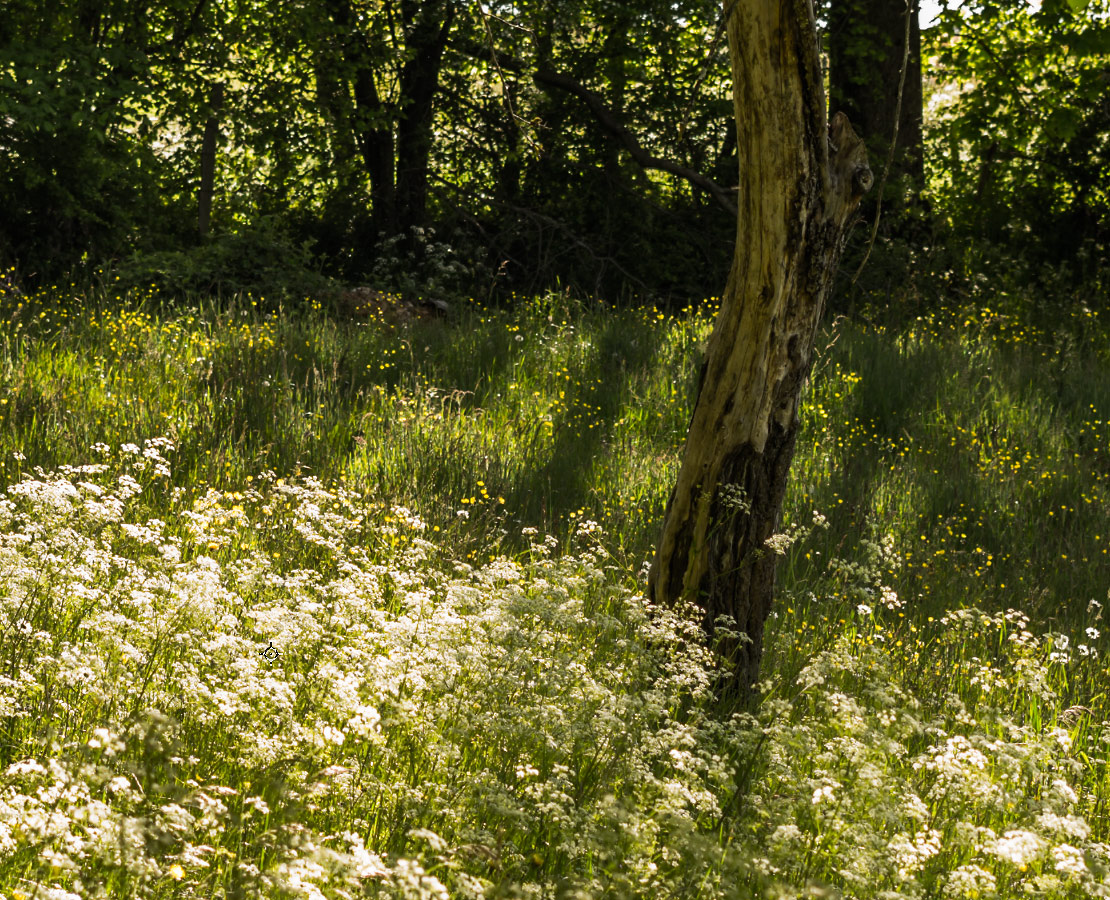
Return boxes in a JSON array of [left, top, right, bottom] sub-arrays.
[[1, 272, 1109, 898]]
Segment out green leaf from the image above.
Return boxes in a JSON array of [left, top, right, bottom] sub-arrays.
[[1068, 26, 1110, 55], [1045, 107, 1081, 143]]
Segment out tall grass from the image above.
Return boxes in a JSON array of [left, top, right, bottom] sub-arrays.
[[0, 283, 708, 567], [1, 274, 1108, 898]]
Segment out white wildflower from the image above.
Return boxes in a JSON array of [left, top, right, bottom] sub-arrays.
[[347, 704, 381, 737], [1050, 727, 1072, 751], [988, 829, 1046, 867], [763, 532, 794, 555], [1036, 812, 1090, 840], [343, 831, 389, 879], [279, 857, 328, 900], [40, 848, 77, 871], [452, 871, 491, 900], [943, 864, 997, 898], [811, 784, 835, 805], [106, 775, 140, 800], [1046, 778, 1079, 808], [158, 803, 195, 835], [392, 506, 426, 531], [390, 858, 449, 900], [575, 518, 602, 538], [1052, 843, 1088, 877], [116, 473, 142, 499], [243, 796, 271, 816], [27, 887, 82, 900], [409, 827, 449, 852], [5, 758, 47, 777], [86, 728, 125, 756], [768, 824, 804, 850], [890, 828, 942, 877], [319, 724, 345, 746]]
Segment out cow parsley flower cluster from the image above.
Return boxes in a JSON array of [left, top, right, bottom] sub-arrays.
[[0, 443, 1107, 899]]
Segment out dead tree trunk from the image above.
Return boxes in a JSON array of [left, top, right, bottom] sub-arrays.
[[647, 0, 872, 700]]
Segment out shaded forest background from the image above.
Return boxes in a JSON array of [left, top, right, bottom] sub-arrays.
[[1, 0, 1108, 308]]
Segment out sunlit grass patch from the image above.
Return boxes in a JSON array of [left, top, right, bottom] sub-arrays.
[[785, 307, 1110, 631], [2, 280, 1110, 897], [0, 284, 717, 563]]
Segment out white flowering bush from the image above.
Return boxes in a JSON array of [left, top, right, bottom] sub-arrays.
[[0, 443, 751, 899], [1, 442, 1107, 898]]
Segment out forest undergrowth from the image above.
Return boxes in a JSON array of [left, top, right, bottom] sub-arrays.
[[1, 274, 1109, 898]]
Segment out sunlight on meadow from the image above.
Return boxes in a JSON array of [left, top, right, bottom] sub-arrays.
[[1, 280, 1109, 898]]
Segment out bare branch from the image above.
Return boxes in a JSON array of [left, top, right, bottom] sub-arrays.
[[452, 40, 738, 217], [532, 67, 739, 217]]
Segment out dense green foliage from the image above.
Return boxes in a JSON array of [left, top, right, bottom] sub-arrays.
[[1, 281, 1109, 897], [3, 2, 1110, 896], [924, 0, 1110, 279], [0, 0, 736, 299], [4, 0, 1107, 301]]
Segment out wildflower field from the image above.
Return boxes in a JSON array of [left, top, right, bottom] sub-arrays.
[[2, 278, 1109, 899]]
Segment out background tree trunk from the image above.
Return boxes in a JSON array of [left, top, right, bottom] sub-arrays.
[[828, 0, 924, 217], [324, 0, 396, 236], [198, 82, 223, 240], [648, 0, 872, 700], [395, 0, 456, 241]]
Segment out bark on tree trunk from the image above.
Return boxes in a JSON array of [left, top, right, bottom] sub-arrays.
[[198, 81, 223, 240], [325, 0, 396, 235], [395, 0, 455, 240], [647, 0, 872, 701], [828, 0, 924, 213]]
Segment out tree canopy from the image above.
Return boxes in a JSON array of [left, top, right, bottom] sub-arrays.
[[0, 0, 1106, 300]]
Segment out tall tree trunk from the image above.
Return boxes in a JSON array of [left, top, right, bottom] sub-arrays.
[[395, 0, 455, 241], [828, 0, 924, 216], [325, 0, 396, 235], [198, 81, 223, 240], [648, 0, 872, 701]]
